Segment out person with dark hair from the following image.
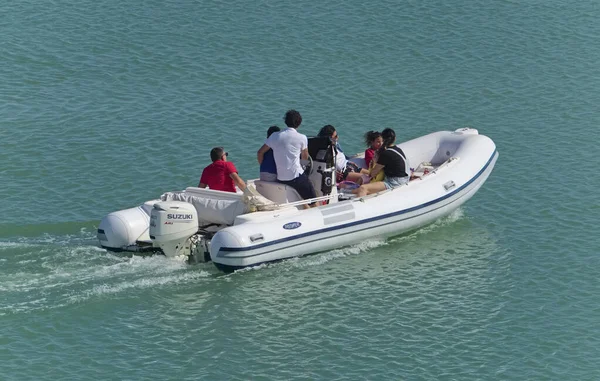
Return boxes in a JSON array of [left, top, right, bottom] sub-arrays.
[[356, 131, 384, 185], [283, 109, 303, 129], [363, 130, 383, 168], [355, 130, 385, 185], [198, 147, 246, 193], [317, 125, 362, 183], [352, 128, 410, 197], [257, 110, 317, 208], [259, 126, 281, 181]]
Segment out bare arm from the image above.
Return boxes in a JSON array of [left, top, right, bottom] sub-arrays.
[[369, 163, 384, 179], [257, 144, 270, 165], [198, 182, 207, 188], [230, 172, 246, 191], [301, 148, 309, 160]]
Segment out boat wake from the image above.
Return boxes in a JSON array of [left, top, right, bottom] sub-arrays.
[[0, 209, 468, 315], [0, 230, 214, 315]]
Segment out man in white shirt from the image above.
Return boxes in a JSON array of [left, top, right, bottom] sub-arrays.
[[257, 110, 317, 207]]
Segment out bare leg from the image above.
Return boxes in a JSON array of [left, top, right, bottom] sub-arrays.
[[345, 172, 363, 183], [352, 182, 386, 197]]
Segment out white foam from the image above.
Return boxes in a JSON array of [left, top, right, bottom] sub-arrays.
[[0, 227, 98, 250], [235, 262, 270, 273], [66, 270, 211, 303], [46, 250, 191, 286], [0, 241, 36, 249], [230, 237, 388, 274], [0, 242, 216, 315], [273, 237, 387, 270]]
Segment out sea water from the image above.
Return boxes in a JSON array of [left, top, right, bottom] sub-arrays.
[[1, 0, 599, 379]]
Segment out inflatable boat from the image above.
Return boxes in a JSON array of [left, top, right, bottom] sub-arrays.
[[97, 128, 498, 272]]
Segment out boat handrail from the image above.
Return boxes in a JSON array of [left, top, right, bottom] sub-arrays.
[[275, 193, 338, 209], [431, 156, 459, 174]]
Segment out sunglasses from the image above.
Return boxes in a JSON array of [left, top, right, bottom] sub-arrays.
[[223, 152, 229, 157]]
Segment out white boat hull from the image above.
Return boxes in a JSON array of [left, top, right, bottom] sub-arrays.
[[210, 149, 498, 272]]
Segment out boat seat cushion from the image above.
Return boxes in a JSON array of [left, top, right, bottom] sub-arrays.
[[242, 184, 279, 211], [254, 180, 303, 204], [161, 187, 246, 225]]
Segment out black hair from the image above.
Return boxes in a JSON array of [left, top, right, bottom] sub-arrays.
[[317, 124, 336, 138], [284, 110, 302, 128], [210, 147, 225, 162], [267, 125, 280, 138], [381, 128, 396, 148], [364, 130, 382, 147]]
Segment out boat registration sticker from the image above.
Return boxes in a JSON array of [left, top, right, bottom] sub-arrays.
[[283, 222, 302, 230]]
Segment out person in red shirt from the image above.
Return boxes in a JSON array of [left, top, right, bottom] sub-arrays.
[[198, 147, 246, 193]]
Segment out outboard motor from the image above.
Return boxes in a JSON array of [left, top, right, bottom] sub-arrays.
[[150, 201, 200, 258], [97, 201, 156, 252]]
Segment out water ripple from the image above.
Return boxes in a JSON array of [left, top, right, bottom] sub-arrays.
[[2, 0, 600, 379]]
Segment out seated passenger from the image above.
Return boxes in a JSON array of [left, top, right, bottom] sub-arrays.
[[317, 125, 362, 183], [353, 128, 410, 197], [357, 149, 385, 185], [257, 110, 317, 208], [198, 147, 246, 193], [356, 130, 384, 185], [259, 126, 280, 182], [363, 130, 383, 168]]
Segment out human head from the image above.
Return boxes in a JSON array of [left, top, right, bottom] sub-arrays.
[[210, 147, 228, 162], [267, 125, 280, 138], [284, 110, 302, 128], [364, 130, 383, 149], [317, 124, 337, 140], [381, 128, 396, 148]]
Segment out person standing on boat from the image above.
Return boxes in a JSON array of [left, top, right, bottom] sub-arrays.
[[257, 110, 317, 208], [198, 147, 246, 193], [352, 128, 410, 197], [259, 126, 280, 182]]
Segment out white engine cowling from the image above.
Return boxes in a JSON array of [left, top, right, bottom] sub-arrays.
[[150, 201, 198, 257], [97, 203, 154, 250]]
